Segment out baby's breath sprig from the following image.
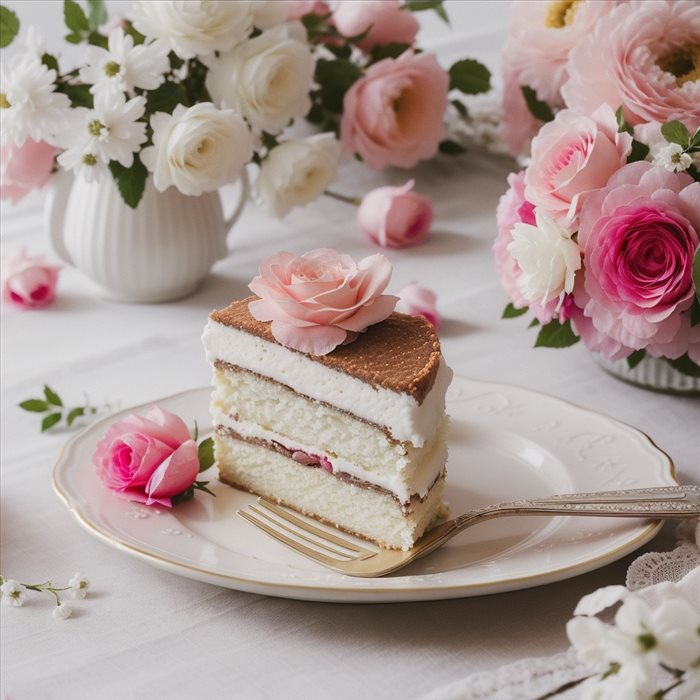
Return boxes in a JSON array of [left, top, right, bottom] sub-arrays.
[[0, 572, 90, 620], [18, 385, 107, 432]]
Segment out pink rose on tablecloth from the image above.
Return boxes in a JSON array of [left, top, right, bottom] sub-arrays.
[[333, 1, 419, 52], [248, 248, 398, 355], [357, 179, 432, 249], [562, 0, 700, 130], [1, 139, 57, 204], [340, 51, 448, 169], [525, 105, 632, 228], [93, 406, 200, 507], [1, 248, 61, 309], [577, 161, 700, 358], [286, 0, 330, 21], [395, 283, 441, 330]]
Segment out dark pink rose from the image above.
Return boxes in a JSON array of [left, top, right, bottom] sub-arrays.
[[1, 248, 61, 309], [333, 0, 419, 52], [248, 248, 398, 355], [357, 179, 432, 249], [395, 283, 441, 330], [93, 406, 199, 507], [340, 51, 448, 169], [1, 139, 57, 204], [577, 161, 700, 358]]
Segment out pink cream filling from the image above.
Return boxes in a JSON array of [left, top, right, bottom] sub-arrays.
[[291, 450, 333, 473]]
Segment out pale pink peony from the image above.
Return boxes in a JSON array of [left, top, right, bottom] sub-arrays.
[[93, 406, 199, 507], [525, 105, 632, 227], [562, 0, 700, 130], [248, 248, 398, 355], [340, 51, 448, 169], [333, 0, 419, 52], [357, 179, 432, 249], [577, 161, 700, 358], [395, 283, 441, 330], [286, 0, 330, 21], [1, 248, 60, 309], [1, 139, 57, 204]]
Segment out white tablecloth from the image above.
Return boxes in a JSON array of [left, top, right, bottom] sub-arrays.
[[1, 3, 698, 699]]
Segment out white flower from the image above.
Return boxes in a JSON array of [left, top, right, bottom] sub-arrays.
[[251, 0, 289, 30], [0, 54, 71, 146], [130, 0, 254, 59], [0, 579, 26, 607], [52, 603, 72, 621], [79, 27, 169, 97], [574, 585, 628, 617], [68, 572, 90, 600], [206, 23, 314, 135], [141, 102, 253, 196], [651, 142, 693, 173], [254, 133, 340, 217], [507, 209, 581, 307], [23, 26, 47, 60], [567, 616, 639, 669], [58, 91, 147, 178], [578, 662, 656, 700]]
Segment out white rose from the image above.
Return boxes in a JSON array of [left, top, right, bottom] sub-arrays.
[[507, 210, 581, 307], [130, 0, 254, 59], [141, 103, 254, 196], [205, 23, 314, 135], [251, 1, 289, 30], [254, 133, 340, 217]]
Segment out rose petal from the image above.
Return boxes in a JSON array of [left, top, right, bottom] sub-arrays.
[[271, 321, 348, 356], [145, 439, 199, 499]]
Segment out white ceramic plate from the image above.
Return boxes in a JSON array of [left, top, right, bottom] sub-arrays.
[[53, 378, 676, 603]]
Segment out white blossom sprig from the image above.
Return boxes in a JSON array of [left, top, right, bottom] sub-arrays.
[[0, 572, 90, 620]]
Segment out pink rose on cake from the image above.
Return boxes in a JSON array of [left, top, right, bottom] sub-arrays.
[[332, 1, 419, 52], [248, 248, 398, 356]]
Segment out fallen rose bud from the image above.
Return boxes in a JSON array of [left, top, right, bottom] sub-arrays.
[[1, 248, 61, 309]]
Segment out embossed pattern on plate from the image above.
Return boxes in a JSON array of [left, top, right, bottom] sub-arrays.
[[52, 377, 676, 602]]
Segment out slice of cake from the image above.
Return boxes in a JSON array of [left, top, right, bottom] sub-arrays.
[[202, 249, 452, 550]]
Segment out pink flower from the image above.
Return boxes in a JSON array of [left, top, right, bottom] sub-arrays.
[[357, 179, 432, 249], [525, 105, 632, 227], [93, 406, 199, 507], [333, 0, 419, 52], [248, 248, 398, 355], [1, 248, 61, 309], [577, 161, 700, 358], [501, 66, 542, 157], [562, 0, 700, 131], [340, 51, 448, 169], [395, 283, 441, 330], [286, 0, 330, 21], [1, 139, 57, 204]]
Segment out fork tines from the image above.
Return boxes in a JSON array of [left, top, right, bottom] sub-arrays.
[[237, 498, 378, 565]]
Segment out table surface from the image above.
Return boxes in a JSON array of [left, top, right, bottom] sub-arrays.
[[1, 3, 698, 699]]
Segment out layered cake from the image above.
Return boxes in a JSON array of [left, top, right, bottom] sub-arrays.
[[202, 250, 453, 550]]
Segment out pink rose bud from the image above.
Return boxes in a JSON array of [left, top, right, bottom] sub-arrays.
[[357, 179, 433, 249], [1, 139, 57, 205], [395, 283, 441, 330], [333, 0, 419, 51], [1, 248, 61, 309]]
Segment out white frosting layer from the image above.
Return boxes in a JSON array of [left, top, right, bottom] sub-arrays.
[[214, 411, 447, 503], [202, 320, 452, 446]]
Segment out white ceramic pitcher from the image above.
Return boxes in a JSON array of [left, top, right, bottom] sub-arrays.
[[45, 170, 248, 303]]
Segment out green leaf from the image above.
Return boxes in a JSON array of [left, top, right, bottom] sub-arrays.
[[198, 438, 215, 472], [41, 412, 62, 432], [615, 106, 632, 135], [369, 42, 411, 63], [19, 399, 50, 413], [64, 0, 89, 34], [146, 80, 188, 115], [521, 85, 554, 123], [0, 5, 20, 48], [449, 59, 491, 95], [502, 302, 528, 319], [108, 156, 148, 209], [660, 120, 690, 148], [528, 318, 540, 329], [58, 82, 93, 108], [171, 486, 194, 506], [41, 53, 60, 73], [193, 480, 216, 497], [404, 0, 449, 24], [314, 58, 362, 114], [666, 354, 700, 378], [65, 32, 83, 44], [123, 20, 145, 45], [693, 246, 700, 303], [86, 0, 107, 31], [690, 128, 700, 148], [691, 299, 700, 327], [87, 30, 108, 48], [626, 349, 646, 369], [627, 139, 650, 164], [439, 139, 466, 155], [451, 99, 468, 119], [44, 385, 63, 406], [66, 407, 85, 427], [534, 319, 579, 348]]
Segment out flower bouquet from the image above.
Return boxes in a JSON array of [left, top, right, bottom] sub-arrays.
[[494, 0, 700, 387]]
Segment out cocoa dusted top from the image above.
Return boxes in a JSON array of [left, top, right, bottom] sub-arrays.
[[210, 297, 442, 403]]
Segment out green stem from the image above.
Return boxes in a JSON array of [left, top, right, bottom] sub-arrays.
[[534, 674, 592, 700], [324, 190, 362, 207]]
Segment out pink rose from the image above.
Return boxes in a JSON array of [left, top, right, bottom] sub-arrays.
[[1, 248, 61, 309], [333, 0, 419, 52], [248, 248, 398, 355], [501, 66, 542, 157], [93, 406, 199, 507], [562, 1, 700, 130], [525, 105, 632, 227], [340, 51, 448, 169], [1, 139, 57, 204], [286, 0, 330, 21], [577, 161, 700, 358], [357, 179, 432, 249], [395, 283, 441, 330]]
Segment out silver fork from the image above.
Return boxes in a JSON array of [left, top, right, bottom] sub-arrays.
[[237, 485, 700, 577]]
